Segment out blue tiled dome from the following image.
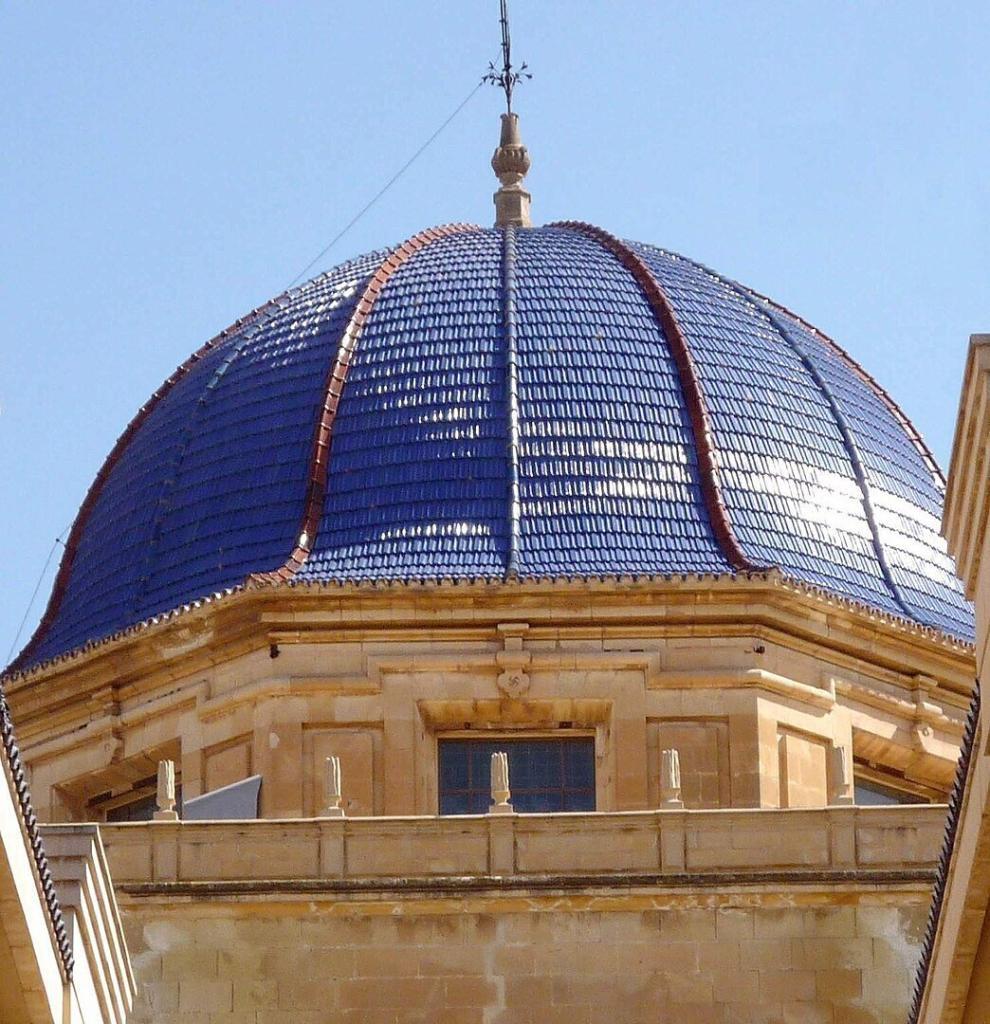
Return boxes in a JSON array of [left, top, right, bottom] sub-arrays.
[[17, 223, 973, 668]]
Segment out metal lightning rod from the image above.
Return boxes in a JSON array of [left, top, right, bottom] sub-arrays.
[[484, 0, 531, 113]]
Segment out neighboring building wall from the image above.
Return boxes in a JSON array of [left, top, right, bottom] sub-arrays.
[[1, 689, 134, 1024], [0, 684, 71, 1024], [0, 744, 65, 1024], [103, 809, 942, 1024], [42, 826, 135, 1024], [915, 335, 990, 1023]]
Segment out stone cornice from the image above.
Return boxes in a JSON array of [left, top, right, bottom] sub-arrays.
[[3, 576, 974, 754], [944, 335, 990, 598]]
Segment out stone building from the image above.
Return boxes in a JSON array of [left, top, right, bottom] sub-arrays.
[[908, 336, 989, 1023], [0, 679, 133, 1023], [0, 113, 978, 1023]]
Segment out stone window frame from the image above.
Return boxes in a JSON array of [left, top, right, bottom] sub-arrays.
[[436, 733, 597, 814], [416, 699, 612, 814]]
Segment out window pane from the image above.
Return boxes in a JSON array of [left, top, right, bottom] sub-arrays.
[[102, 785, 183, 822], [854, 778, 926, 806], [439, 742, 470, 791], [438, 738, 595, 815], [562, 789, 596, 812], [564, 739, 595, 789], [105, 793, 158, 822], [469, 743, 491, 785]]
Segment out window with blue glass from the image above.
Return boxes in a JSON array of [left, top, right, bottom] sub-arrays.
[[853, 776, 927, 806], [438, 737, 596, 814]]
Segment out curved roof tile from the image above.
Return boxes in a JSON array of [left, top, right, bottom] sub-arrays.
[[13, 225, 973, 669]]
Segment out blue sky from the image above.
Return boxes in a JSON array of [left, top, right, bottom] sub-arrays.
[[2, 1, 988, 660]]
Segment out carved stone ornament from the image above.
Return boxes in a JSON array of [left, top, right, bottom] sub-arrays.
[[831, 745, 854, 805], [492, 112, 532, 227], [496, 668, 530, 699], [495, 622, 531, 698], [659, 748, 683, 809], [322, 755, 345, 818], [491, 115, 531, 185], [489, 751, 513, 814], [154, 759, 179, 821]]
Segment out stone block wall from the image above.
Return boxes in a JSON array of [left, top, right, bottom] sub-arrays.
[[121, 897, 928, 1024], [100, 810, 942, 1022]]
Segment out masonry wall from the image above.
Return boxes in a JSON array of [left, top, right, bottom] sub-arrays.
[[101, 809, 943, 1023], [120, 894, 928, 1024]]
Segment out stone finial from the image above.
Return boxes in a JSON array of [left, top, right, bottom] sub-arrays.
[[154, 759, 179, 821], [322, 756, 345, 818], [659, 749, 684, 809], [832, 746, 854, 806], [489, 751, 514, 814], [492, 112, 532, 228]]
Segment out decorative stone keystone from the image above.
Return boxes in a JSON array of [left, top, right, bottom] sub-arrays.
[[154, 759, 179, 820], [489, 751, 514, 814], [831, 745, 854, 805], [659, 748, 683, 809], [322, 755, 345, 818]]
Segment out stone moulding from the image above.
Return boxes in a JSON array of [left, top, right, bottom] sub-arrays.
[[3, 576, 973, 802], [115, 868, 936, 902], [2, 568, 973, 692], [943, 335, 990, 598]]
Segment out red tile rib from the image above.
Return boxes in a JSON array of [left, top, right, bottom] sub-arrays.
[[11, 297, 294, 672], [255, 223, 477, 582], [554, 221, 767, 574]]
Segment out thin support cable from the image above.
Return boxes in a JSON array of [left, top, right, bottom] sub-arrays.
[[11, 81, 486, 671], [501, 224, 522, 577], [286, 81, 485, 290], [9, 293, 295, 673], [5, 526, 70, 666]]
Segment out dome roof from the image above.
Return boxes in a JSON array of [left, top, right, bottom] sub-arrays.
[[16, 222, 973, 669]]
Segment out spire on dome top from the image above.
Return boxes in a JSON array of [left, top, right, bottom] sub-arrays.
[[492, 112, 531, 227], [486, 0, 532, 227], [485, 0, 529, 115]]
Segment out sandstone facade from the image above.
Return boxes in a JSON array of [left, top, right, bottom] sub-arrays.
[[3, 573, 973, 1022], [100, 809, 940, 1024]]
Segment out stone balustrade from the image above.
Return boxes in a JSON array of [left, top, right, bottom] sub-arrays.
[[96, 804, 946, 890]]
